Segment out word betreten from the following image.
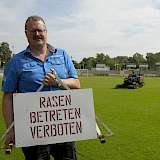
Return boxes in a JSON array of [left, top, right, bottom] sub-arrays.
[[30, 108, 81, 123]]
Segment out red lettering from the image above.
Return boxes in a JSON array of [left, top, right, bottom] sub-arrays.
[[69, 122, 76, 134], [43, 110, 49, 122], [68, 108, 74, 119], [51, 124, 57, 136], [65, 94, 71, 105], [49, 110, 56, 121], [30, 112, 36, 123], [47, 97, 52, 108], [63, 122, 69, 135], [30, 126, 36, 138], [40, 97, 46, 108], [56, 109, 63, 121], [59, 95, 65, 106], [76, 121, 82, 133], [30, 121, 82, 139], [37, 125, 43, 138], [57, 123, 64, 135], [44, 125, 50, 137], [37, 111, 43, 123], [52, 96, 58, 107], [75, 108, 81, 119], [63, 109, 68, 120]]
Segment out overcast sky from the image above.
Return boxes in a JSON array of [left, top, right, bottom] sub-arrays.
[[1, 0, 160, 61]]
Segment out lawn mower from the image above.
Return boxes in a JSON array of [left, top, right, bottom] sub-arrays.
[[116, 70, 144, 89]]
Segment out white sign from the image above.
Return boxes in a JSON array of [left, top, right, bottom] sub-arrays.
[[13, 88, 97, 147]]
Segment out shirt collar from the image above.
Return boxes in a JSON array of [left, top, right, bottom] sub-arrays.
[[24, 44, 56, 55]]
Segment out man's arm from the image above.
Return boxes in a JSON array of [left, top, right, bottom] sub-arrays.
[[2, 93, 15, 145], [62, 78, 80, 89], [44, 73, 80, 89]]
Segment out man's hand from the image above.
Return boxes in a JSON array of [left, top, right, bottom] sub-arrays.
[[4, 128, 15, 154], [43, 73, 58, 86], [43, 71, 80, 89], [5, 128, 15, 147], [2, 93, 14, 154]]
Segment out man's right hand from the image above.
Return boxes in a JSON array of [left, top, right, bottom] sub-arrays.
[[5, 128, 15, 154]]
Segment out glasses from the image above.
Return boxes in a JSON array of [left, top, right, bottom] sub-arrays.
[[25, 29, 46, 34]]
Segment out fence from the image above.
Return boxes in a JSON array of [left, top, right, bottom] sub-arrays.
[[77, 69, 160, 77]]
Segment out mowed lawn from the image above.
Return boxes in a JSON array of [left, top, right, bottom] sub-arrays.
[[0, 76, 160, 160]]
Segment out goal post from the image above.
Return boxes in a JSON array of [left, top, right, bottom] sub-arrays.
[[77, 69, 89, 77]]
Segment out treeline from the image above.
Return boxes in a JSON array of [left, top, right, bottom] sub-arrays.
[[1, 42, 160, 70], [73, 52, 160, 70], [0, 42, 12, 66]]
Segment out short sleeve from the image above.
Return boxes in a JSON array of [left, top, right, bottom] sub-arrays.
[[63, 50, 78, 79], [2, 58, 18, 93]]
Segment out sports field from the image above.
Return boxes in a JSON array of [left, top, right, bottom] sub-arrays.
[[0, 76, 160, 160]]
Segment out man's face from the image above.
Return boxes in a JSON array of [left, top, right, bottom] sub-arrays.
[[25, 20, 47, 47]]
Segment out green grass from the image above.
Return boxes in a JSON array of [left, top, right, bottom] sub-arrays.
[[1, 76, 160, 159]]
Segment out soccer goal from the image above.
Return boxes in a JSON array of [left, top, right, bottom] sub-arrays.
[[77, 69, 89, 77]]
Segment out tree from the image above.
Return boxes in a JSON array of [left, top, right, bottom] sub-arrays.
[[114, 56, 129, 70], [72, 59, 80, 69], [86, 57, 96, 69], [96, 53, 107, 64], [108, 58, 115, 70], [132, 53, 146, 67], [79, 57, 96, 69], [146, 53, 157, 69], [0, 42, 12, 66], [79, 58, 87, 69], [95, 53, 112, 68]]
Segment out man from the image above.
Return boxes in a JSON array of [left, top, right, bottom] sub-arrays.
[[2, 15, 80, 160]]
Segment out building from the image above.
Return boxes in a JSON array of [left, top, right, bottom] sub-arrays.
[[95, 64, 110, 72]]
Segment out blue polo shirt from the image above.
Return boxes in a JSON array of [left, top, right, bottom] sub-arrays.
[[2, 46, 78, 93]]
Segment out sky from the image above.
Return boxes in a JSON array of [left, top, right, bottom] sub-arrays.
[[1, 0, 160, 61]]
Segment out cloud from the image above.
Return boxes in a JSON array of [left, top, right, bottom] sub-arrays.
[[70, 0, 160, 59], [152, 0, 160, 9], [0, 0, 160, 61]]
